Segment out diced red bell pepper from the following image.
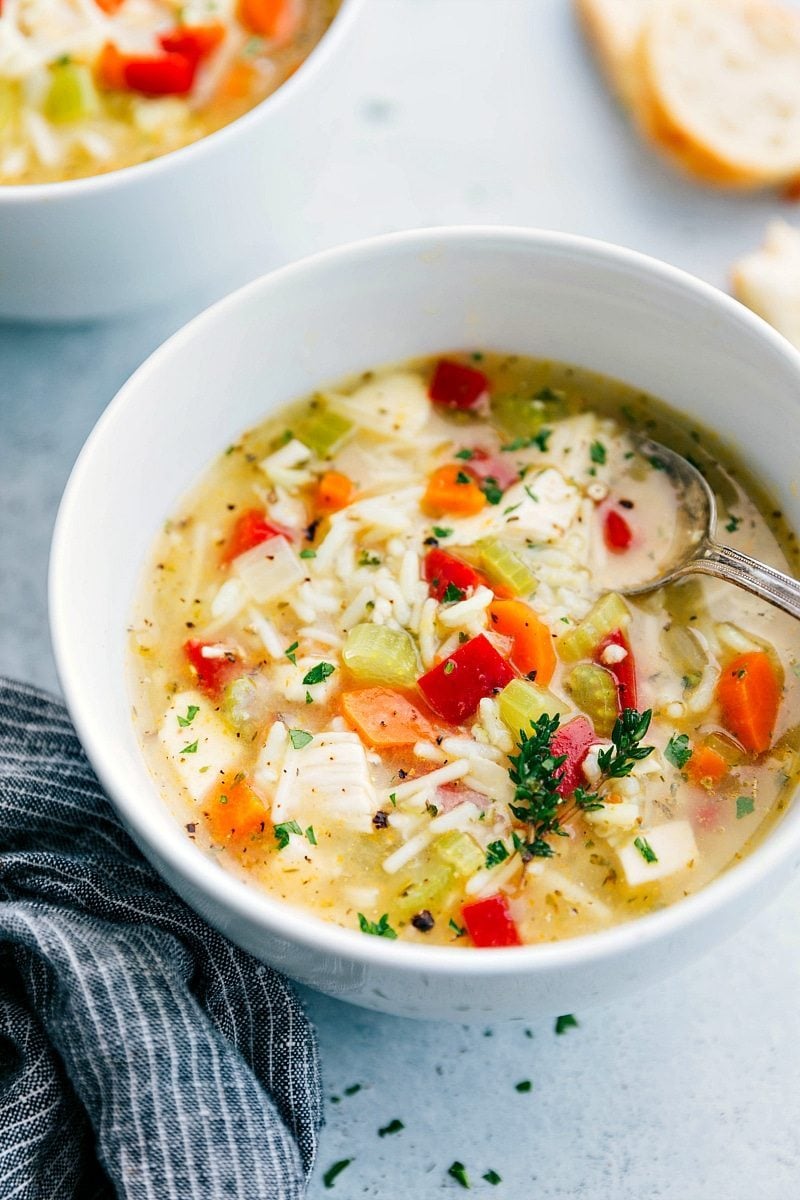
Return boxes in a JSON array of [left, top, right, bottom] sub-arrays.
[[464, 446, 519, 491], [596, 629, 638, 711], [551, 716, 595, 797], [122, 52, 196, 96], [462, 894, 521, 948], [184, 640, 239, 698], [159, 23, 226, 64], [429, 359, 490, 411], [418, 635, 514, 724], [604, 509, 634, 552], [222, 508, 293, 564], [423, 548, 484, 602]]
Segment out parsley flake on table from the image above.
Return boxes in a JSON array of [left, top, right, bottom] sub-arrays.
[[555, 1013, 578, 1035], [736, 795, 755, 819], [378, 1118, 404, 1137], [343, 1083, 362, 1096], [447, 1161, 470, 1189], [177, 704, 199, 728], [483, 1169, 502, 1185], [289, 728, 313, 750], [358, 913, 397, 939], [665, 732, 692, 769], [322, 1159, 352, 1189], [634, 836, 658, 863], [302, 661, 335, 686], [515, 1080, 532, 1093]]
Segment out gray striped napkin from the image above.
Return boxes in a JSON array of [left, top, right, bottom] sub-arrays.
[[0, 679, 322, 1200]]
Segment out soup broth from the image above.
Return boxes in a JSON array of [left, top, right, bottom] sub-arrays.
[[0, 0, 338, 185], [130, 353, 800, 948]]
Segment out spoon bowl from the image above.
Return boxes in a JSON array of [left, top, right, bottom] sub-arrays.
[[621, 440, 800, 620]]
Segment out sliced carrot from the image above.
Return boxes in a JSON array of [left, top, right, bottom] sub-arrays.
[[316, 470, 355, 513], [218, 59, 258, 100], [422, 464, 486, 518], [488, 599, 556, 685], [239, 0, 301, 41], [716, 650, 781, 755], [340, 688, 435, 748], [94, 0, 126, 13], [687, 744, 728, 787], [97, 42, 126, 90], [204, 776, 270, 845]]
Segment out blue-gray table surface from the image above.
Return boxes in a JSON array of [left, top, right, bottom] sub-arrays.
[[2, 2, 799, 1195]]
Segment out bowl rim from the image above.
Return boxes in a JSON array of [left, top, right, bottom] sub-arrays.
[[50, 224, 800, 979], [0, 0, 362, 205]]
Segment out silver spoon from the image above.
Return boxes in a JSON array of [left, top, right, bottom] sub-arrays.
[[619, 439, 800, 620]]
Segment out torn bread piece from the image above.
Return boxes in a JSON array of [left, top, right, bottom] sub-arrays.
[[732, 220, 800, 350], [575, 0, 656, 107]]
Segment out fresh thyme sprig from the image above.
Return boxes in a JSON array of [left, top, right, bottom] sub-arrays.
[[507, 708, 655, 859]]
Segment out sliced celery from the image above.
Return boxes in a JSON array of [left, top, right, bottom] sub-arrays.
[[558, 592, 630, 663], [702, 731, 745, 766], [566, 664, 617, 737], [45, 62, 99, 123], [222, 676, 259, 730], [475, 538, 538, 598], [434, 829, 484, 877], [342, 623, 420, 688], [661, 624, 707, 689], [395, 859, 455, 920], [294, 404, 353, 458], [491, 389, 566, 438], [498, 677, 564, 738]]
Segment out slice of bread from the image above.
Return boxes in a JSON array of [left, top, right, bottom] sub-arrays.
[[642, 0, 800, 185], [575, 0, 656, 106], [732, 220, 800, 348]]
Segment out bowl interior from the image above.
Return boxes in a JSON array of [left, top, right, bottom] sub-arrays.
[[50, 228, 800, 978]]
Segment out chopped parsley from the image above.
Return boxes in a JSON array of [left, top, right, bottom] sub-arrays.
[[305, 825, 317, 845], [378, 1119, 404, 1137], [299, 548, 317, 559], [305, 691, 313, 704], [322, 1159, 352, 1189], [289, 728, 313, 750], [648, 454, 667, 471], [515, 1080, 532, 1093], [433, 526, 453, 539], [449, 918, 466, 937], [357, 913, 397, 939], [665, 732, 692, 769], [455, 470, 472, 485], [274, 820, 302, 850], [483, 1170, 502, 1185], [524, 484, 539, 503], [454, 448, 474, 460], [442, 582, 465, 604], [177, 704, 199, 728], [358, 550, 381, 567], [555, 1013, 578, 1035], [501, 427, 552, 452], [485, 840, 510, 868], [589, 440, 607, 465], [444, 660, 456, 675], [736, 795, 755, 819], [179, 740, 198, 755], [284, 641, 299, 665], [302, 661, 335, 686], [447, 1161, 470, 1189], [634, 836, 658, 864], [480, 477, 504, 505], [343, 1083, 361, 1096], [726, 514, 742, 533]]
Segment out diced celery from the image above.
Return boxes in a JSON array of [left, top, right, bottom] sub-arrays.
[[558, 592, 630, 662], [434, 830, 484, 877], [498, 677, 564, 738], [342, 623, 420, 688], [294, 404, 353, 458], [395, 859, 455, 920], [475, 538, 538, 598], [661, 624, 707, 689], [45, 62, 99, 123], [663, 577, 707, 626], [566, 664, 617, 737], [491, 388, 566, 437], [222, 676, 267, 731], [702, 731, 745, 766]]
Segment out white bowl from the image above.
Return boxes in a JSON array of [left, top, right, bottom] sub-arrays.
[[50, 227, 800, 1020], [0, 0, 361, 322]]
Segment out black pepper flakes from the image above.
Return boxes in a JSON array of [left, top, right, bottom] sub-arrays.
[[372, 811, 389, 829], [411, 910, 435, 932]]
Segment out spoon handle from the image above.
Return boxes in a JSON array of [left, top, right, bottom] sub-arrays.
[[689, 541, 800, 621]]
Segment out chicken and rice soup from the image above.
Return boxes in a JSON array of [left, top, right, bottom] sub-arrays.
[[130, 353, 800, 948]]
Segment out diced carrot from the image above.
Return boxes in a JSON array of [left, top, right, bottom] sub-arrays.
[[316, 470, 355, 513], [422, 464, 486, 517], [716, 650, 781, 755], [488, 599, 556, 685], [204, 776, 270, 845], [97, 42, 126, 90], [218, 59, 258, 100], [94, 0, 125, 13], [239, 0, 301, 41], [340, 688, 435, 748], [687, 744, 728, 787]]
